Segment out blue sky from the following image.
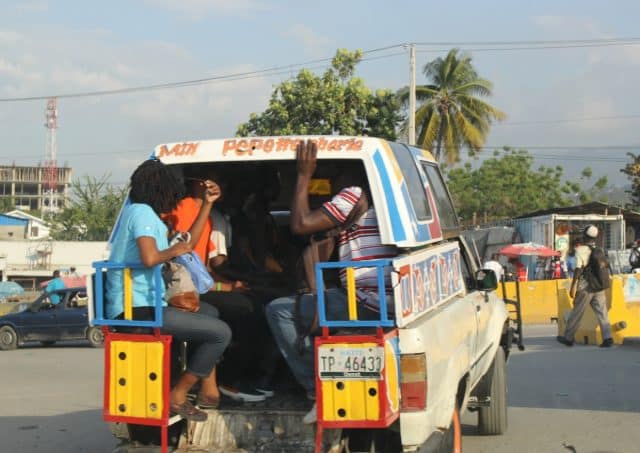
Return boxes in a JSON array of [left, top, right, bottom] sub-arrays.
[[1, 0, 639, 187]]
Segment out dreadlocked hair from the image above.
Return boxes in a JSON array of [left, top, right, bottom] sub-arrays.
[[129, 159, 184, 215]]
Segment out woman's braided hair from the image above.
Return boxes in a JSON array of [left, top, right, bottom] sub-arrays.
[[129, 159, 184, 215]]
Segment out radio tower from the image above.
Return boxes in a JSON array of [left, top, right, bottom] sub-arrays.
[[44, 97, 58, 214]]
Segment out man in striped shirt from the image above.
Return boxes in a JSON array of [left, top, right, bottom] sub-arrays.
[[265, 140, 398, 424]]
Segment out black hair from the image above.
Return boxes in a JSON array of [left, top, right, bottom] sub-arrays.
[[53, 270, 60, 278], [129, 159, 184, 215]]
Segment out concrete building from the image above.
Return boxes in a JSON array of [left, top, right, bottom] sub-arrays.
[[0, 240, 108, 290], [0, 164, 72, 212]]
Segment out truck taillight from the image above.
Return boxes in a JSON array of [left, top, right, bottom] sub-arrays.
[[400, 353, 427, 411]]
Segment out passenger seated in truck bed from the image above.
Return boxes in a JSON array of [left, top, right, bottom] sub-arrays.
[[266, 140, 399, 424]]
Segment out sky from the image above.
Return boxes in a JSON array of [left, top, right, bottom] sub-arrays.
[[1, 0, 640, 189]]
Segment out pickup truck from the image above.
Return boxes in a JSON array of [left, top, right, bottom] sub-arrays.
[[91, 135, 519, 452]]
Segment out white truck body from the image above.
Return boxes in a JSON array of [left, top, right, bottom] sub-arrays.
[[97, 135, 511, 452]]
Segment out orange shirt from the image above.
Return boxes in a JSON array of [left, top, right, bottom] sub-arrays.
[[162, 197, 215, 264]]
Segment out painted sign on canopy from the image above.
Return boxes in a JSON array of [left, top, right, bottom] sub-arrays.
[[392, 241, 464, 328]]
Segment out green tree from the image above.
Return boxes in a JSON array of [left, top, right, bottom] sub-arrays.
[[401, 49, 505, 164], [0, 197, 15, 213], [49, 175, 127, 241], [446, 148, 607, 223], [236, 49, 403, 140], [620, 152, 640, 208], [563, 167, 609, 204]]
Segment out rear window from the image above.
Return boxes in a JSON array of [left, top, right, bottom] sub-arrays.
[[389, 143, 432, 221], [421, 163, 459, 230]]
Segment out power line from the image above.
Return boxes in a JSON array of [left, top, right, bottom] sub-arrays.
[[0, 49, 406, 103], [1, 37, 639, 103], [496, 114, 640, 126], [413, 37, 640, 46]]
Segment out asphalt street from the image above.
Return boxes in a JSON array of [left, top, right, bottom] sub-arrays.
[[0, 325, 639, 452]]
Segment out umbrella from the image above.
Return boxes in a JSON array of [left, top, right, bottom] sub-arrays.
[[498, 242, 560, 258]]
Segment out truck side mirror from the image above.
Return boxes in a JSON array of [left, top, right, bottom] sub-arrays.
[[476, 269, 498, 291]]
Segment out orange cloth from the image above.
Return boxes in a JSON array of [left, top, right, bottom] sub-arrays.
[[162, 197, 214, 264], [516, 262, 528, 282]]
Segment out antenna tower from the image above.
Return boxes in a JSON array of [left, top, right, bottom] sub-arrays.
[[44, 97, 58, 214]]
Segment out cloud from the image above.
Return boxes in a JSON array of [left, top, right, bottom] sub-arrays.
[[0, 25, 274, 183], [141, 0, 265, 19], [0, 30, 22, 43], [531, 15, 603, 36], [282, 24, 331, 57], [14, 1, 48, 13]]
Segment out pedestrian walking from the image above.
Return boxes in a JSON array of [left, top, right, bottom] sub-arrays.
[[557, 225, 614, 348]]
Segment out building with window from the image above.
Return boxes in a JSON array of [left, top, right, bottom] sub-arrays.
[[0, 164, 72, 212]]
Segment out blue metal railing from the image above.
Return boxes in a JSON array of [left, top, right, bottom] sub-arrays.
[[91, 260, 164, 328], [315, 259, 395, 328]]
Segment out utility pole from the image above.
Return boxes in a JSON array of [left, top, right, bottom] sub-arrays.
[[408, 43, 416, 146]]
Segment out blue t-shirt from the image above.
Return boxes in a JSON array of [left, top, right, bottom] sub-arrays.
[[105, 203, 168, 319], [46, 278, 65, 304]]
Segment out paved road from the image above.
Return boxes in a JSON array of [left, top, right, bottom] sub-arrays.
[[0, 326, 639, 452], [462, 325, 640, 453]]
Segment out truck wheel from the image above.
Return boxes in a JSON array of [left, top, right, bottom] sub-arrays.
[[478, 347, 507, 435], [0, 326, 18, 351], [423, 408, 461, 453], [87, 327, 104, 348]]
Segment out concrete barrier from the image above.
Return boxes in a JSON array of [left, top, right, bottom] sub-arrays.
[[498, 280, 566, 324], [556, 276, 640, 345]]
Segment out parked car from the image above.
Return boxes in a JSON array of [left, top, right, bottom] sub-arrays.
[[0, 287, 103, 350]]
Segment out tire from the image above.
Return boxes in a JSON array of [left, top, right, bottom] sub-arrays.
[[0, 326, 18, 351], [86, 326, 104, 348], [478, 347, 507, 435], [40, 341, 56, 347], [424, 408, 462, 453]]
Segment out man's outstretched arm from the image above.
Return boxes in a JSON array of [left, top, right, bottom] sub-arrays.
[[290, 140, 336, 236]]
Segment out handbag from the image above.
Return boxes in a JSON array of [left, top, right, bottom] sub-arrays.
[[162, 261, 200, 312], [170, 232, 215, 294]]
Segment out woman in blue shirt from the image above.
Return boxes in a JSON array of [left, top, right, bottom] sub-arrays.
[[106, 159, 231, 422]]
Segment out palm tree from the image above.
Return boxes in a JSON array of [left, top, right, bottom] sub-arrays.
[[401, 49, 505, 165]]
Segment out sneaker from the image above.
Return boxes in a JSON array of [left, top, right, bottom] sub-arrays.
[[556, 336, 574, 347], [599, 338, 614, 348], [219, 384, 266, 403], [252, 376, 275, 398], [303, 403, 317, 424], [254, 386, 275, 398]]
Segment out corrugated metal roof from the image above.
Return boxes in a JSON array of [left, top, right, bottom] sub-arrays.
[[515, 201, 640, 223], [0, 214, 28, 226]]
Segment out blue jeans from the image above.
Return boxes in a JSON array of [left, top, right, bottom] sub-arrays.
[[265, 288, 377, 393], [161, 303, 232, 377]]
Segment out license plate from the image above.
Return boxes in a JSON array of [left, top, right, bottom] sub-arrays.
[[317, 345, 384, 380]]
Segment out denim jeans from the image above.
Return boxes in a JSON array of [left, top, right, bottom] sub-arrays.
[[161, 303, 231, 377], [265, 288, 378, 393]]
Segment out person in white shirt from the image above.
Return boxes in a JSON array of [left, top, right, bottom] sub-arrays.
[[483, 254, 504, 283]]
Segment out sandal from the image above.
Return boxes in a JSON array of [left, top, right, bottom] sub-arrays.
[[195, 395, 220, 409], [170, 399, 208, 422]]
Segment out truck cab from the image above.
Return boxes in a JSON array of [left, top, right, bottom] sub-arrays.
[[91, 135, 514, 452]]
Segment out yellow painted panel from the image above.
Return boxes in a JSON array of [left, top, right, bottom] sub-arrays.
[[108, 340, 164, 419], [384, 341, 399, 413], [319, 342, 383, 422]]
